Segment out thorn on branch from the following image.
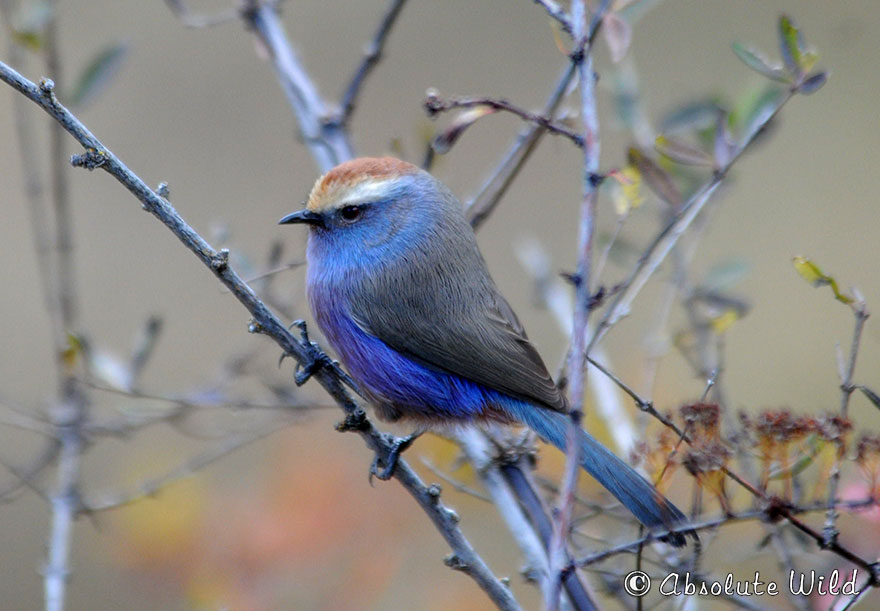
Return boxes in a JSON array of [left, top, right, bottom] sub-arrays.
[[335, 408, 368, 433], [210, 248, 230, 272], [70, 149, 107, 171], [444, 553, 469, 572], [156, 182, 170, 198], [38, 78, 58, 104]]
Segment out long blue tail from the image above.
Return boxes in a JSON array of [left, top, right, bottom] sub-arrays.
[[505, 402, 692, 546]]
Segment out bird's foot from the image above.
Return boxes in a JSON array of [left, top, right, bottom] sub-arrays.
[[285, 319, 337, 386], [369, 429, 425, 484]]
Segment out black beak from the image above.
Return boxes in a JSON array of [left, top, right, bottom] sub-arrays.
[[278, 209, 324, 227]]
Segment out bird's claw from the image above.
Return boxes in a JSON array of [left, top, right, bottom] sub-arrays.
[[285, 319, 334, 386], [369, 429, 424, 484]]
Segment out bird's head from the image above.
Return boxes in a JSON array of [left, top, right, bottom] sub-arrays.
[[280, 157, 462, 265]]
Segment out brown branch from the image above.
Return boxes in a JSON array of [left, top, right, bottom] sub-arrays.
[[425, 92, 584, 148]]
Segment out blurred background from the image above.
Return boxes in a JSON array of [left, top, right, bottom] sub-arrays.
[[1, 0, 879, 609]]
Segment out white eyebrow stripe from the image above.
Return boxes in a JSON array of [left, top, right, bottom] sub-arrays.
[[342, 179, 395, 204]]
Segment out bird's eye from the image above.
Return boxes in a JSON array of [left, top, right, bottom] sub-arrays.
[[339, 205, 363, 222]]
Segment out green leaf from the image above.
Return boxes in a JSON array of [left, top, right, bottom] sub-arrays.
[[798, 71, 828, 95], [702, 260, 750, 293], [779, 14, 802, 76], [659, 99, 721, 134], [732, 42, 789, 83], [68, 42, 129, 108]]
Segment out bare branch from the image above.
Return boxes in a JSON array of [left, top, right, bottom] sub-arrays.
[[426, 92, 584, 148], [241, 0, 354, 171], [823, 298, 869, 545], [82, 419, 293, 513], [339, 0, 408, 126], [549, 2, 612, 609], [466, 62, 577, 230], [532, 0, 572, 35]]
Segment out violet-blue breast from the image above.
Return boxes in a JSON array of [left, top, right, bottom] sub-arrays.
[[280, 157, 690, 545]]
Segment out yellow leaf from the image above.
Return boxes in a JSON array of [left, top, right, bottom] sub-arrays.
[[710, 309, 739, 334], [792, 256, 854, 304], [609, 165, 643, 216], [792, 256, 827, 286], [61, 333, 83, 373]]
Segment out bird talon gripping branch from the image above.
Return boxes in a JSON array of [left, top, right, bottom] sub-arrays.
[[369, 430, 423, 484]]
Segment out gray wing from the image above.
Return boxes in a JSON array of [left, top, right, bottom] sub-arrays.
[[348, 242, 567, 413]]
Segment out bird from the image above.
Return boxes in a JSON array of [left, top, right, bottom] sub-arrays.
[[280, 156, 691, 545]]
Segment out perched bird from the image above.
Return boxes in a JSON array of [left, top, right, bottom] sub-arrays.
[[280, 157, 690, 545]]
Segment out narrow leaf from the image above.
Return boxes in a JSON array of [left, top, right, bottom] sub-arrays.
[[431, 106, 497, 154], [798, 71, 828, 95], [603, 12, 633, 64], [608, 165, 643, 215], [779, 14, 802, 76], [732, 42, 789, 83], [627, 147, 682, 207], [655, 135, 713, 167], [702, 260, 750, 292], [68, 42, 129, 108], [713, 112, 735, 168], [792, 256, 854, 304]]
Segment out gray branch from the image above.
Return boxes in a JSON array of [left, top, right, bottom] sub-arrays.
[[0, 60, 520, 611]]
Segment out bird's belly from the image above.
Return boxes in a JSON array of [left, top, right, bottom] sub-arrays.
[[309, 287, 500, 423]]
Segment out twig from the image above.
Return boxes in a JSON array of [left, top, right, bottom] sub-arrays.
[[549, 2, 612, 609], [0, 440, 59, 503], [426, 93, 584, 148], [339, 0, 408, 126], [81, 419, 294, 512], [0, 62, 520, 611], [532, 0, 572, 35], [823, 297, 869, 546], [576, 497, 879, 567], [455, 429, 556, 600], [466, 62, 577, 230], [500, 461, 597, 610], [241, 0, 353, 171]]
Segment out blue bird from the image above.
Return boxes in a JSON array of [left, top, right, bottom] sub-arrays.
[[280, 157, 691, 545]]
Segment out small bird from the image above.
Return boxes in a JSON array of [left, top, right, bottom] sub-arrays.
[[280, 157, 690, 544]]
